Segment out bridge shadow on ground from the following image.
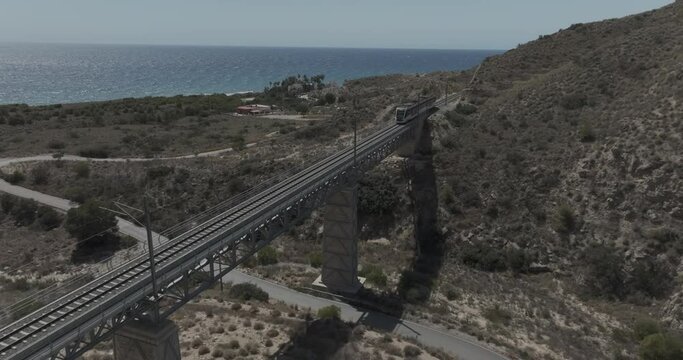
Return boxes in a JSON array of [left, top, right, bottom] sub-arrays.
[[399, 118, 444, 304], [272, 317, 356, 359], [272, 117, 444, 358], [354, 117, 443, 314]]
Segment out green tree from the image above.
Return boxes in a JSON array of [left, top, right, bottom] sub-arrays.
[[552, 204, 577, 234], [308, 251, 323, 268], [1, 194, 16, 214], [11, 199, 38, 226], [65, 200, 118, 242], [6, 170, 26, 184], [629, 257, 674, 298], [359, 264, 387, 287], [257, 246, 278, 265], [639, 333, 683, 360], [359, 173, 398, 216], [228, 283, 269, 302], [73, 162, 90, 178], [583, 245, 626, 299], [317, 305, 341, 319], [324, 93, 336, 105], [31, 165, 50, 185], [37, 207, 63, 231]]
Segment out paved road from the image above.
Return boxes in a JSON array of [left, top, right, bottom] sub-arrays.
[[0, 142, 257, 168], [0, 178, 162, 246], [224, 271, 508, 360]]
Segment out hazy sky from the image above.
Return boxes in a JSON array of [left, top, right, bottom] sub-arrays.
[[0, 0, 673, 49]]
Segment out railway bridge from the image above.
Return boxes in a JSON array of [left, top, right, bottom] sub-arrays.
[[0, 97, 445, 360]]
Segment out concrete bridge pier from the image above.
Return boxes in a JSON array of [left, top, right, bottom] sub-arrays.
[[113, 319, 181, 360], [317, 185, 363, 294]]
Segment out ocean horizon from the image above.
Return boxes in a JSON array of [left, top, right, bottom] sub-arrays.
[[0, 42, 503, 105]]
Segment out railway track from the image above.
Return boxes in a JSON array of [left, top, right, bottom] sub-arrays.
[[0, 119, 415, 359]]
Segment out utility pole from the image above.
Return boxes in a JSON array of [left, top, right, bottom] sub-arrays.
[[219, 259, 223, 292], [143, 196, 160, 321], [352, 97, 358, 171]]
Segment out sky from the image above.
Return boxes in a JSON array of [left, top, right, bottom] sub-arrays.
[[0, 0, 674, 50]]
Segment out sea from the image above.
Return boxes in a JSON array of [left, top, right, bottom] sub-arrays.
[[0, 43, 502, 105]]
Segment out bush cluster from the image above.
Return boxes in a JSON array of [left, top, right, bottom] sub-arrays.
[[359, 173, 398, 216], [228, 283, 269, 302], [582, 245, 674, 300], [359, 264, 387, 287], [66, 200, 117, 240], [257, 246, 278, 265], [317, 305, 341, 319], [634, 318, 683, 360], [461, 242, 535, 273]]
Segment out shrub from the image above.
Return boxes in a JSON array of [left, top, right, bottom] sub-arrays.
[[552, 204, 576, 234], [64, 186, 91, 204], [228, 339, 240, 349], [403, 345, 422, 358], [308, 251, 323, 268], [228, 283, 269, 302], [47, 140, 65, 149], [324, 93, 336, 105], [146, 166, 174, 180], [649, 228, 680, 244], [398, 270, 433, 303], [359, 173, 398, 216], [78, 146, 109, 159], [73, 162, 90, 178], [11, 199, 38, 226], [445, 111, 467, 127], [6, 170, 26, 184], [579, 121, 596, 142], [359, 264, 387, 287], [483, 305, 512, 326], [461, 242, 508, 272], [639, 333, 683, 360], [295, 103, 309, 115], [507, 248, 534, 273], [582, 245, 626, 299], [444, 286, 459, 301], [634, 318, 661, 341], [629, 257, 674, 298], [559, 93, 587, 110], [37, 206, 63, 230], [253, 322, 264, 331], [317, 305, 341, 319], [31, 165, 50, 185], [65, 199, 118, 241], [1, 194, 17, 214], [211, 348, 223, 358], [454, 102, 477, 115], [257, 246, 278, 265], [266, 329, 279, 338], [198, 345, 210, 355]]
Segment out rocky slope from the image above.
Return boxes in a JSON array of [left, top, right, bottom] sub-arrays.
[[428, 1, 681, 358]]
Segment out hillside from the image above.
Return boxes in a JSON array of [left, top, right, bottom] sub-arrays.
[[1, 3, 681, 359], [428, 1, 682, 358]]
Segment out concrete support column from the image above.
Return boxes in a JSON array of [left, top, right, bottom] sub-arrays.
[[320, 185, 362, 293], [113, 319, 181, 360]]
